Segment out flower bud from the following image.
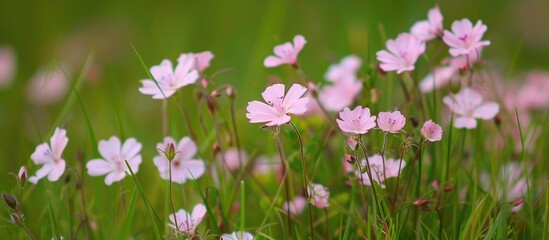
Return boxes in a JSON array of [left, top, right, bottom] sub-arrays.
[[212, 142, 221, 155], [18, 166, 27, 186], [10, 213, 22, 226], [201, 78, 208, 88], [164, 143, 176, 161], [2, 193, 17, 210], [431, 180, 439, 189], [225, 86, 235, 99], [443, 183, 455, 192], [344, 154, 355, 164], [413, 199, 429, 206], [211, 90, 221, 98], [346, 137, 358, 150], [513, 198, 524, 207]]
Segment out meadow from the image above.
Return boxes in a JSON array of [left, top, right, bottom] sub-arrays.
[[0, 0, 548, 239]]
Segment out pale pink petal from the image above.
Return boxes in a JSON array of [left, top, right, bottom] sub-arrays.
[[121, 138, 142, 161], [47, 161, 66, 181], [195, 51, 214, 72], [181, 160, 206, 180], [150, 59, 173, 82], [473, 102, 499, 119], [87, 159, 114, 176], [263, 56, 284, 67], [30, 143, 53, 164], [29, 164, 55, 184], [98, 136, 121, 162], [50, 128, 68, 157], [104, 171, 126, 185], [454, 116, 477, 129], [177, 137, 198, 160]]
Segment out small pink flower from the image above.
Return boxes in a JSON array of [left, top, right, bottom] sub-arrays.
[[377, 111, 406, 133], [411, 6, 444, 41], [139, 57, 199, 99], [153, 137, 206, 184], [443, 88, 499, 129], [376, 33, 426, 74], [86, 136, 142, 185], [26, 66, 69, 105], [481, 163, 528, 212], [29, 128, 68, 183], [168, 204, 207, 234], [324, 55, 362, 82], [421, 120, 443, 142], [253, 155, 279, 175], [307, 183, 330, 208], [517, 71, 549, 110], [318, 78, 363, 112], [0, 46, 15, 88], [219, 148, 248, 171], [336, 106, 377, 135], [221, 231, 255, 240], [283, 196, 306, 216], [177, 51, 214, 73], [419, 66, 458, 93], [246, 83, 309, 126], [264, 35, 306, 68], [443, 19, 491, 57], [356, 154, 406, 188]]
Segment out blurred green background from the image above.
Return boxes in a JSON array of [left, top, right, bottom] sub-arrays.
[[0, 0, 548, 237]]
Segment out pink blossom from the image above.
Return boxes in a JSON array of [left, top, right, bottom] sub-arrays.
[[139, 57, 199, 99], [264, 35, 306, 67], [481, 162, 528, 212], [153, 137, 205, 184], [86, 136, 142, 185], [336, 106, 377, 135], [324, 55, 362, 82], [221, 231, 255, 240], [419, 51, 481, 93], [346, 137, 358, 150], [307, 183, 330, 208], [318, 78, 363, 111], [218, 148, 248, 171], [443, 19, 490, 57], [443, 88, 499, 129], [377, 111, 406, 133], [517, 71, 549, 110], [177, 51, 214, 73], [411, 6, 444, 41], [421, 120, 443, 142], [253, 155, 279, 175], [283, 196, 306, 216], [168, 204, 207, 234], [246, 83, 309, 126], [29, 128, 68, 183], [0, 46, 15, 88], [376, 33, 426, 74], [26, 67, 69, 105], [356, 154, 406, 188]]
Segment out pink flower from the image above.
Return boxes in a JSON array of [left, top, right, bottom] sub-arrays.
[[377, 111, 406, 133], [324, 55, 362, 82], [318, 78, 363, 111], [419, 51, 481, 93], [443, 19, 491, 57], [26, 66, 69, 105], [168, 204, 207, 234], [336, 106, 377, 135], [153, 137, 206, 184], [356, 154, 406, 188], [221, 231, 254, 240], [421, 120, 443, 142], [443, 88, 499, 129], [376, 33, 426, 74], [139, 57, 199, 99], [86, 136, 142, 185], [411, 6, 444, 41], [283, 196, 306, 216], [517, 71, 549, 110], [29, 128, 68, 183], [481, 163, 528, 212], [307, 183, 330, 208], [263, 35, 306, 67], [177, 51, 214, 73], [253, 155, 279, 175], [246, 83, 309, 126], [0, 46, 15, 88], [218, 148, 248, 171]]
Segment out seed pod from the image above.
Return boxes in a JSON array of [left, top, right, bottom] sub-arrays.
[[164, 143, 176, 161]]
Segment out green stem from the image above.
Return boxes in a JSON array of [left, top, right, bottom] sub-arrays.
[[274, 130, 292, 238]]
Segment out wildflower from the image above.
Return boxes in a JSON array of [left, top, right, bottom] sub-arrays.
[[376, 33, 426, 74], [221, 231, 255, 240], [253, 155, 279, 174], [138, 57, 199, 99], [356, 154, 406, 188], [26, 67, 69, 105], [324, 55, 362, 82], [419, 51, 481, 93], [377, 110, 406, 133], [18, 166, 27, 186], [421, 120, 443, 142], [153, 137, 205, 184], [0, 46, 15, 88], [283, 196, 306, 216], [218, 148, 247, 171], [86, 136, 142, 185], [443, 19, 490, 57], [177, 51, 214, 73], [29, 128, 68, 183], [336, 106, 377, 135], [411, 6, 444, 41], [307, 183, 330, 208], [168, 204, 207, 234], [246, 83, 309, 126], [319, 77, 363, 112], [346, 137, 358, 150], [481, 162, 528, 212], [443, 88, 499, 129], [263, 35, 306, 67]]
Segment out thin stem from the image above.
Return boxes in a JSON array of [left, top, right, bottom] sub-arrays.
[[16, 185, 36, 240], [274, 131, 292, 238], [70, 168, 92, 240], [289, 122, 315, 239], [162, 100, 168, 136], [324, 208, 329, 240], [168, 162, 178, 234], [19, 216, 36, 240], [391, 142, 407, 209], [357, 135, 384, 217], [380, 132, 388, 184], [415, 142, 424, 199]]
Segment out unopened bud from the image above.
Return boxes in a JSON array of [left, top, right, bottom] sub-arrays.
[[212, 142, 221, 155], [2, 193, 17, 210], [164, 143, 176, 161], [211, 90, 221, 98], [513, 198, 524, 207], [201, 78, 208, 88], [413, 199, 429, 206], [206, 95, 217, 114], [18, 166, 27, 186], [431, 180, 439, 189], [346, 137, 358, 150], [443, 183, 455, 192], [225, 86, 235, 99], [10, 213, 22, 226], [344, 154, 356, 164]]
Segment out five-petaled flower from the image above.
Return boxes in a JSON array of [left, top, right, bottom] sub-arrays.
[[376, 33, 426, 74], [336, 106, 377, 135], [29, 127, 68, 183], [246, 83, 309, 126], [307, 183, 330, 209], [139, 56, 199, 99], [153, 137, 206, 184], [377, 110, 406, 133], [356, 154, 406, 188], [421, 120, 443, 142], [319, 55, 363, 112], [168, 204, 207, 234], [443, 88, 499, 129], [86, 136, 142, 185], [411, 6, 444, 41], [263, 35, 306, 68], [443, 19, 490, 57]]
